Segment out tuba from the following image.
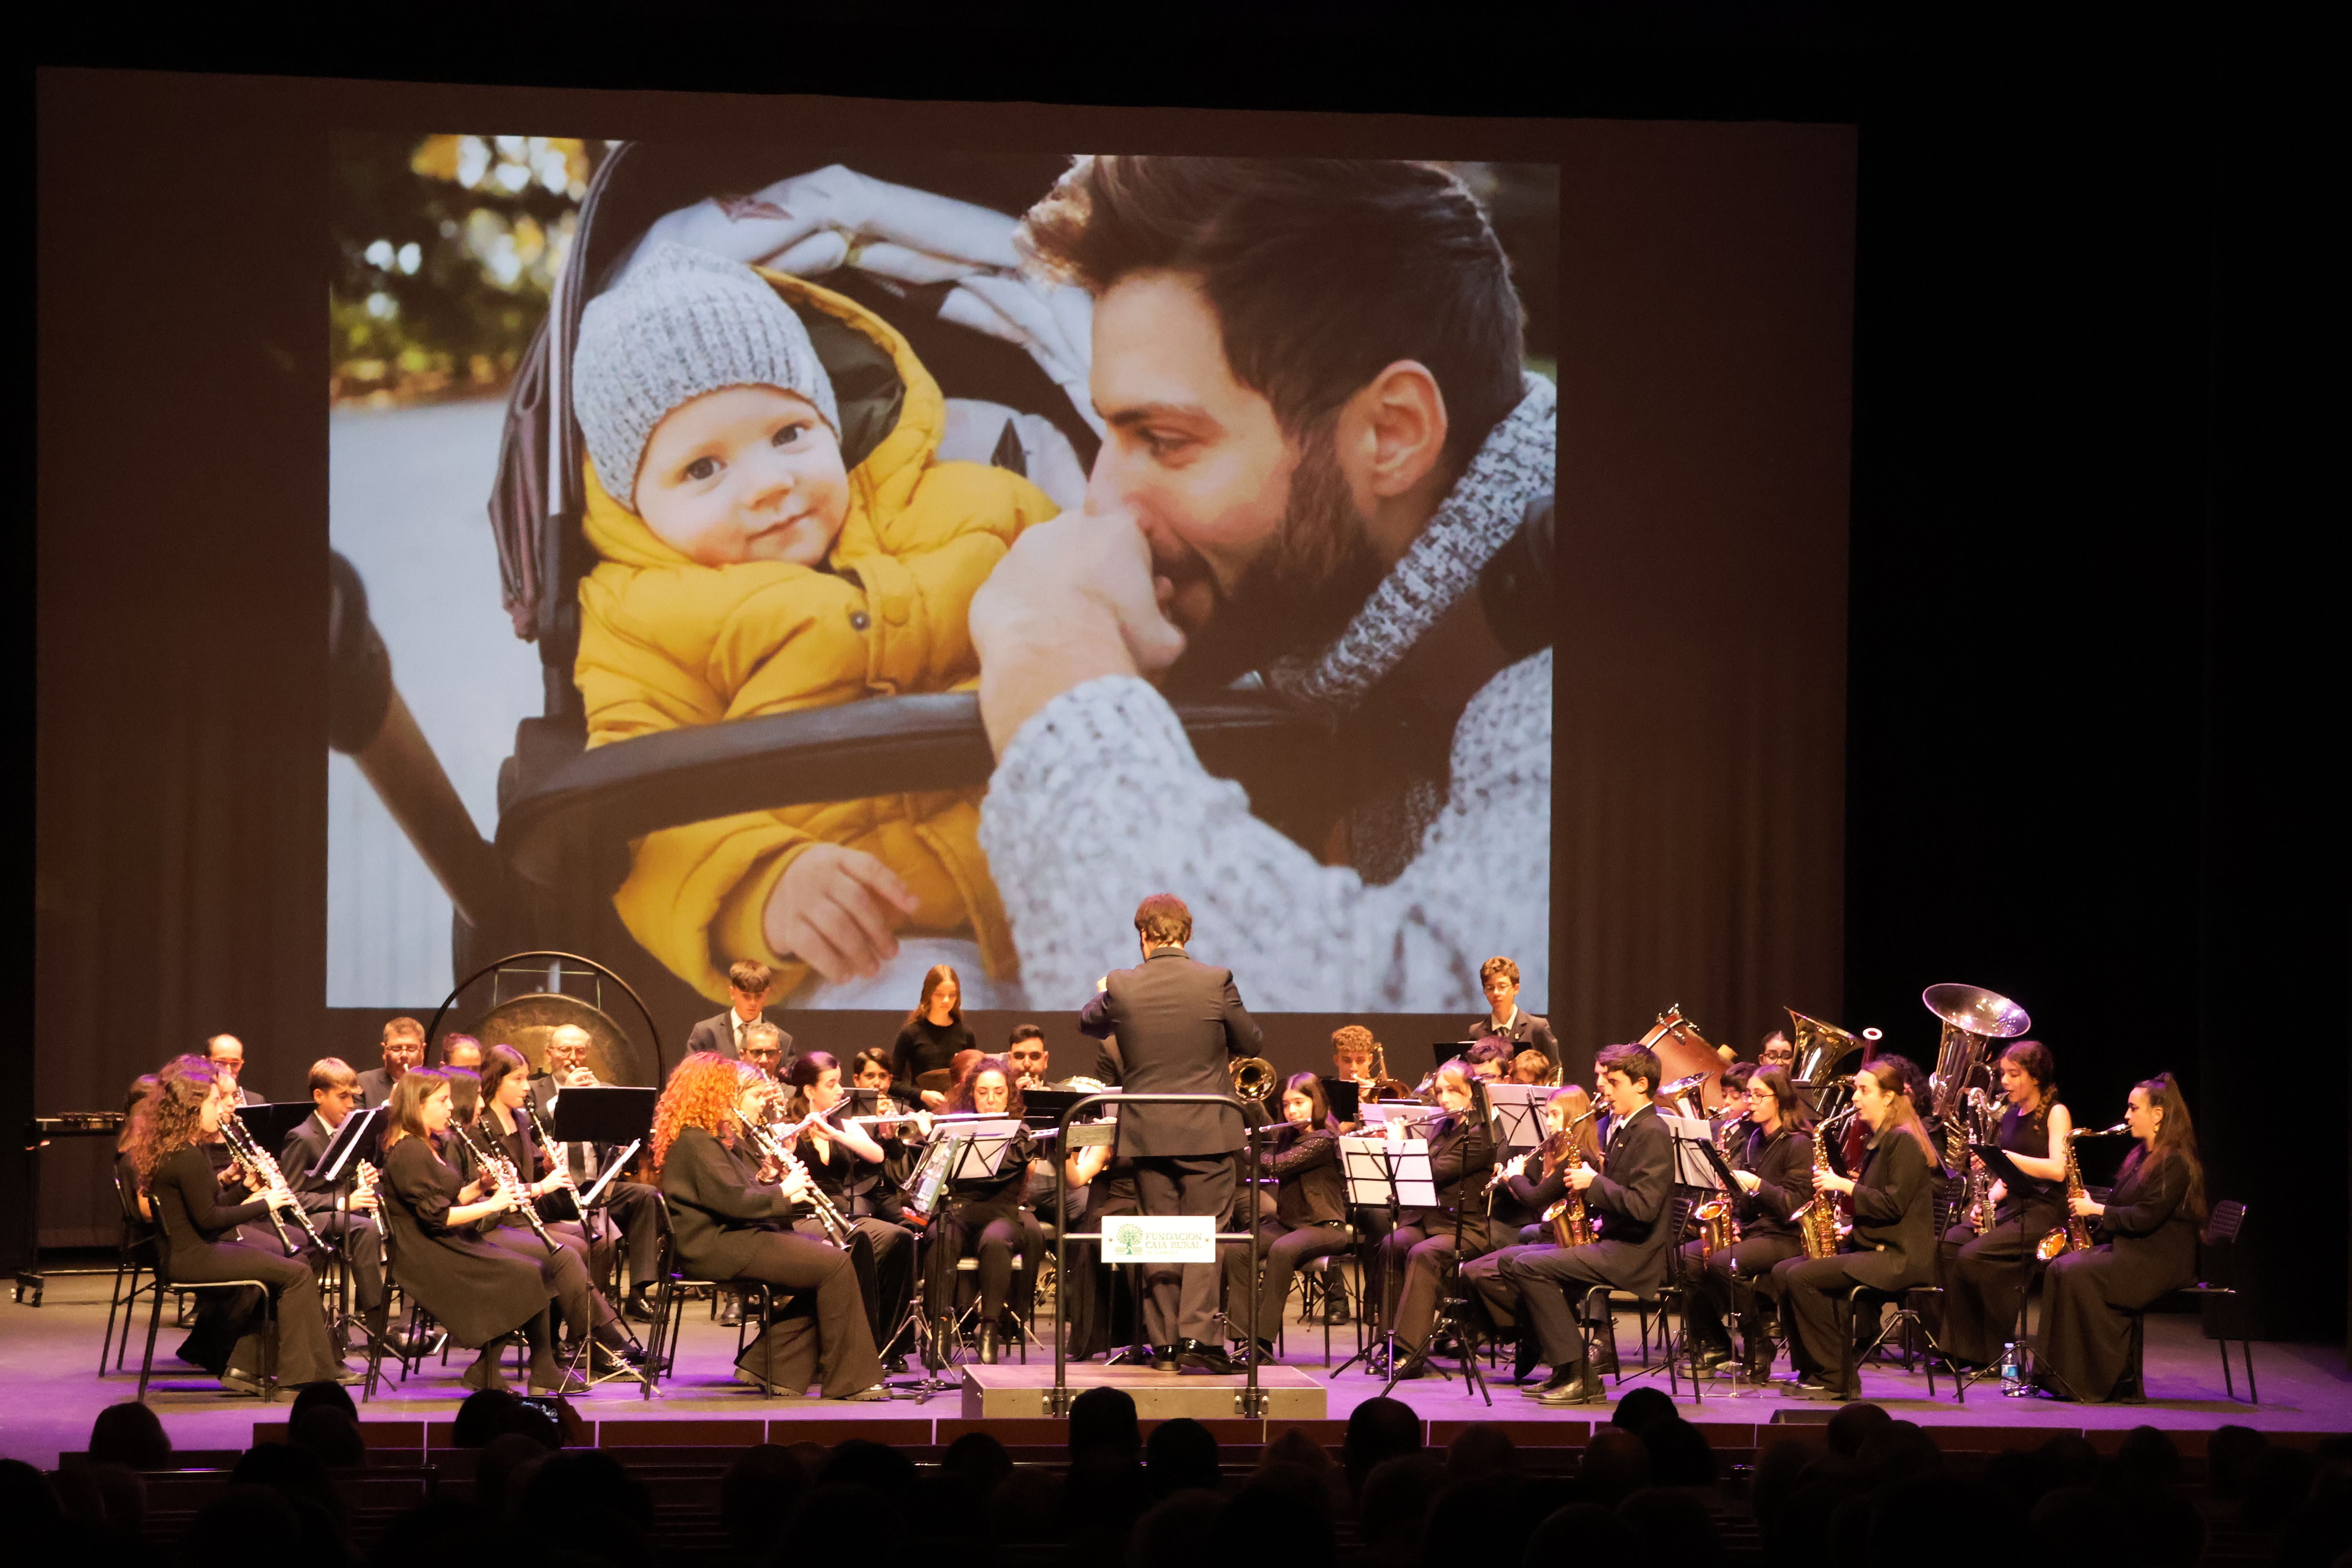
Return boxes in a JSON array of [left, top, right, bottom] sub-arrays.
[[1785, 1008, 1881, 1123], [1921, 983, 2031, 1123], [1230, 1057, 1277, 1102]]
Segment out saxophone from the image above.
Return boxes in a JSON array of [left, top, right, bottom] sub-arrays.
[[1791, 1114, 1850, 1260], [2034, 1132, 2093, 1261], [1694, 1116, 1747, 1255], [1542, 1115, 1597, 1248], [1960, 1089, 1998, 1232]]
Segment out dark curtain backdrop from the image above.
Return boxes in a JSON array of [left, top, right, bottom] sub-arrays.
[[26, 76, 1856, 1253]]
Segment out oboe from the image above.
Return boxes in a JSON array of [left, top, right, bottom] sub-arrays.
[[453, 1123, 558, 1253], [223, 1112, 328, 1255]]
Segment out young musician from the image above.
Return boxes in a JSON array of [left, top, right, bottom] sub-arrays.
[[528, 1024, 666, 1321], [375, 1067, 572, 1392], [653, 1053, 886, 1399], [466, 1044, 638, 1373], [1492, 1044, 1675, 1405], [1763, 1056, 1938, 1399], [1473, 957, 1559, 1073], [2033, 1072, 2207, 1402], [1679, 1065, 1815, 1379], [783, 1050, 917, 1350], [1373, 1060, 1496, 1379], [1939, 1039, 2073, 1368], [1220, 1073, 1350, 1362], [276, 1057, 393, 1352], [893, 965, 975, 1111], [126, 1057, 350, 1391], [924, 1055, 1045, 1365], [1466, 1084, 1599, 1370]]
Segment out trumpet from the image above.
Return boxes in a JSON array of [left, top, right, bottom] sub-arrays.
[[743, 1118, 855, 1249], [222, 1112, 327, 1256], [452, 1123, 558, 1254]]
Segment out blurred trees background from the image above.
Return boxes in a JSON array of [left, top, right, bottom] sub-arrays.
[[330, 134, 607, 405], [328, 140, 1556, 405]]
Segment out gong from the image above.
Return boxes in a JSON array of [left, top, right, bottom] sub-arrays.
[[469, 993, 655, 1087]]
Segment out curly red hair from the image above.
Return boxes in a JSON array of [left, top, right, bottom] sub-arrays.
[[652, 1052, 756, 1173]]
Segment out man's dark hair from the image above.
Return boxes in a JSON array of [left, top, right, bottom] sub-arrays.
[[1008, 1024, 1046, 1046], [728, 959, 773, 996], [1597, 1043, 1661, 1098], [1022, 157, 1525, 468], [1134, 893, 1193, 947]]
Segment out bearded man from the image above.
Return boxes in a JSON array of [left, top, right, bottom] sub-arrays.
[[972, 157, 1554, 1011]]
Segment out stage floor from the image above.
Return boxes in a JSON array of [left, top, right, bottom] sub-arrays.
[[4, 1267, 2345, 1466]]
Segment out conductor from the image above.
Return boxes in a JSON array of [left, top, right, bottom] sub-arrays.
[[1079, 893, 1261, 1373]]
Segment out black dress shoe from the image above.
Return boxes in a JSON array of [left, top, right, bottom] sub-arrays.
[[1534, 1367, 1606, 1406], [624, 1293, 660, 1324], [1387, 1347, 1431, 1381], [1175, 1338, 1232, 1374], [977, 1321, 1001, 1365], [1149, 1344, 1179, 1372], [1694, 1343, 1732, 1372], [716, 1294, 744, 1328]]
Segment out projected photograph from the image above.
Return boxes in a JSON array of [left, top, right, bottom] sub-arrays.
[[327, 136, 1558, 1019]]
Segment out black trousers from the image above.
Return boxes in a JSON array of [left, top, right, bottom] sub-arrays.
[[1379, 1222, 1491, 1353], [1677, 1233, 1802, 1352], [1133, 1154, 1234, 1345], [485, 1221, 612, 1341], [1494, 1241, 1622, 1370], [1766, 1250, 1930, 1387], [169, 1240, 342, 1385], [793, 1215, 914, 1345], [728, 1229, 885, 1397], [545, 1181, 664, 1298], [1221, 1221, 1352, 1345], [302, 1210, 386, 1314], [927, 1207, 1045, 1324], [1938, 1219, 2042, 1365]]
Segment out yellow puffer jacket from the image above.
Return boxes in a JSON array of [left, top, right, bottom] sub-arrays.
[[575, 269, 1057, 1003]]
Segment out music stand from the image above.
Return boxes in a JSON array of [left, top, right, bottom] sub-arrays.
[[1020, 1090, 1081, 1132], [1484, 1083, 1549, 1157], [1328, 1134, 1434, 1378], [1320, 1078, 1361, 1125], [1662, 1116, 1733, 1192], [303, 1106, 392, 1383], [945, 1119, 1023, 1184], [243, 1102, 313, 1158], [1396, 1079, 1492, 1405], [1429, 1041, 1483, 1069]]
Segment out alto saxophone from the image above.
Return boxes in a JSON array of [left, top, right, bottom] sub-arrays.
[[1694, 1116, 1745, 1255], [1543, 1132, 1596, 1248], [1791, 1115, 1849, 1260], [2035, 1132, 2093, 1261]]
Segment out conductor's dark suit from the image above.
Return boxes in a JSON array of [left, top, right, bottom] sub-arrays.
[[685, 1010, 792, 1062], [1078, 943, 1261, 1346], [1493, 1101, 1675, 1372]]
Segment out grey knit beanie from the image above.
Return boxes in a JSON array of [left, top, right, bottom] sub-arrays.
[[573, 242, 840, 512]]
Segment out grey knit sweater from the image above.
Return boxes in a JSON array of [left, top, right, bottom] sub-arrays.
[[979, 374, 1555, 1013]]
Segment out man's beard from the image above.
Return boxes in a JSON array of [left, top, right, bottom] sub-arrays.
[[1161, 426, 1389, 697]]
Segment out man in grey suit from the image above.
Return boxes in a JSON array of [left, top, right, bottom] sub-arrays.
[[1079, 893, 1261, 1372], [684, 959, 795, 1062]]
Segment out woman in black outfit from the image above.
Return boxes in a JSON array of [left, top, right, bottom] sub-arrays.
[[783, 1050, 917, 1350], [891, 965, 974, 1111], [1374, 1060, 1495, 1379], [1765, 1056, 1940, 1399], [1940, 1039, 2073, 1367], [922, 1054, 1044, 1365], [466, 1044, 637, 1373], [129, 1056, 349, 1391], [2034, 1072, 2207, 1402], [654, 1052, 886, 1399], [375, 1068, 571, 1393], [1681, 1064, 1816, 1379], [1220, 1073, 1350, 1361]]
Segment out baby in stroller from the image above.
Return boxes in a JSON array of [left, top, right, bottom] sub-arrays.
[[571, 241, 1058, 1004]]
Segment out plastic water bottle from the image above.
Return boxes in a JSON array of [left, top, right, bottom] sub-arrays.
[[1999, 1339, 2025, 1395]]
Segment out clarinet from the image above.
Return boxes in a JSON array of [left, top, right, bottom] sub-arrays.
[[523, 1099, 587, 1219], [744, 1118, 856, 1249], [453, 1123, 559, 1253], [223, 1112, 328, 1255]]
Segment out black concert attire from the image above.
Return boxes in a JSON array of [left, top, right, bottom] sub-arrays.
[[926, 1122, 1046, 1330], [1220, 1121, 1351, 1347], [660, 1124, 882, 1397], [1472, 1006, 1560, 1073], [279, 1111, 388, 1323], [455, 1110, 619, 1345], [891, 1016, 975, 1105], [1677, 1118, 1814, 1359], [2033, 1146, 2202, 1401], [796, 1116, 916, 1344], [526, 1074, 665, 1301], [686, 1009, 793, 1062], [1938, 1101, 2067, 1365], [1378, 1111, 1495, 1357], [147, 1144, 343, 1384], [377, 1132, 556, 1380], [1079, 944, 1262, 1348], [1765, 1124, 1937, 1392], [1487, 1103, 1675, 1376]]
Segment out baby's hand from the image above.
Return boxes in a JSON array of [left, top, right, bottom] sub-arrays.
[[764, 845, 920, 982]]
